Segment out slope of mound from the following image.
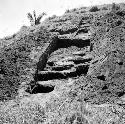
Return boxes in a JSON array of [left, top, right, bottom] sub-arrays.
[[88, 11, 125, 76], [1, 3, 125, 124], [0, 26, 57, 100], [86, 11, 125, 106]]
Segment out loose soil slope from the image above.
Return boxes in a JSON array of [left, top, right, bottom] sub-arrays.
[[1, 3, 125, 124]]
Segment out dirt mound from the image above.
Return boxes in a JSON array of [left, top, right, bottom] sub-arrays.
[[1, 3, 125, 124]]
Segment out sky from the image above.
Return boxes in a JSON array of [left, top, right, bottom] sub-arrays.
[[0, 0, 124, 38]]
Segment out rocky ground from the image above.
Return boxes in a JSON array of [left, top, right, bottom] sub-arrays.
[[1, 3, 125, 124]]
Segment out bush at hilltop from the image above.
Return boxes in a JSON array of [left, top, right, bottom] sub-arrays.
[[89, 6, 100, 12]]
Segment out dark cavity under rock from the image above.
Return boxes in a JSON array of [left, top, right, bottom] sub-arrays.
[[97, 75, 106, 81], [117, 91, 125, 97], [26, 83, 55, 94], [102, 85, 108, 90], [74, 63, 89, 76], [47, 61, 54, 66], [117, 61, 123, 65], [72, 57, 92, 64], [51, 65, 73, 71], [57, 38, 90, 49]]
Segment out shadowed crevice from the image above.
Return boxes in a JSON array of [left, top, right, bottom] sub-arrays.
[[57, 38, 90, 49], [37, 64, 89, 81], [26, 83, 55, 94], [117, 91, 125, 97], [97, 75, 106, 81]]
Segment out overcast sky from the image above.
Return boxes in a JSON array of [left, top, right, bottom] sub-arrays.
[[0, 0, 124, 38]]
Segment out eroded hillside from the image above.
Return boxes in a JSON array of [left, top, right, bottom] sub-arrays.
[[1, 3, 125, 124]]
